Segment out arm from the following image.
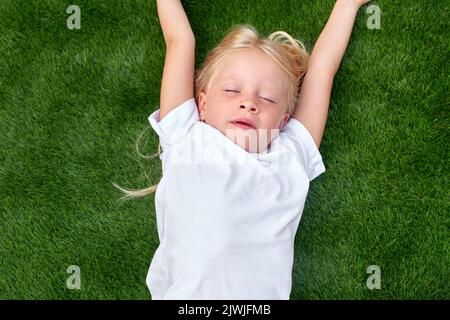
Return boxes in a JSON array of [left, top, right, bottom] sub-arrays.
[[293, 0, 369, 149], [156, 0, 196, 120]]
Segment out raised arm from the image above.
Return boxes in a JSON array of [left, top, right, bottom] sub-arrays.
[[294, 0, 369, 149], [156, 0, 196, 120]]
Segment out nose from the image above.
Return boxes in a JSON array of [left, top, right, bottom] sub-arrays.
[[239, 99, 259, 113]]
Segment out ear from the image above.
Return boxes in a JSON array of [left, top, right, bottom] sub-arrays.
[[278, 112, 290, 130], [198, 91, 207, 121]]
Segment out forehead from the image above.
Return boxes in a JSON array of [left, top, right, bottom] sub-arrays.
[[216, 50, 287, 90]]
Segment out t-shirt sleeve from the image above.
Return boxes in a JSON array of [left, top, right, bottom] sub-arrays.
[[278, 118, 326, 182], [148, 98, 199, 153]]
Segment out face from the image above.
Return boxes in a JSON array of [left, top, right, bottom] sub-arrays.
[[198, 48, 290, 153]]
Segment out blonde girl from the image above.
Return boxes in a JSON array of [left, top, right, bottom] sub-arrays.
[[115, 0, 370, 299]]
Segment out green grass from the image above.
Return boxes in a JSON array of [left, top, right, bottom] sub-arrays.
[[0, 0, 448, 299]]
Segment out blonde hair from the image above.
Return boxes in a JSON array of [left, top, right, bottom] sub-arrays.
[[113, 24, 309, 202], [112, 126, 162, 203]]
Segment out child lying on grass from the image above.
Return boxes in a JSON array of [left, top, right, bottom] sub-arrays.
[[114, 0, 370, 299]]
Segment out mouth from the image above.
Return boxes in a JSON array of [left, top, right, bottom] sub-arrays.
[[231, 119, 256, 130]]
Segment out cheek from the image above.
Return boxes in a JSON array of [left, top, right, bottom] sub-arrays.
[[215, 95, 230, 107], [261, 110, 280, 126], [214, 100, 231, 116], [205, 102, 229, 125]]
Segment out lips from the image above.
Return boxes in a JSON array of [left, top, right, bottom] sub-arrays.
[[231, 118, 256, 130]]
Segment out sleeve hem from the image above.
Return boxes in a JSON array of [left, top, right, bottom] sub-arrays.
[[148, 98, 197, 137], [147, 98, 198, 150], [288, 118, 326, 181]]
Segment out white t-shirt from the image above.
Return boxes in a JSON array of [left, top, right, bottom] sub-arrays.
[[146, 98, 325, 300]]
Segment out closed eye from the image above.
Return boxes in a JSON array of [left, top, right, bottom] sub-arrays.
[[261, 97, 275, 104], [224, 90, 275, 104]]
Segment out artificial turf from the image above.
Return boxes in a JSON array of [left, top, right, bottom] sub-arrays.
[[0, 0, 448, 299]]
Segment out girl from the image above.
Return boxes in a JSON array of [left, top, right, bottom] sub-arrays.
[[114, 0, 370, 299]]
